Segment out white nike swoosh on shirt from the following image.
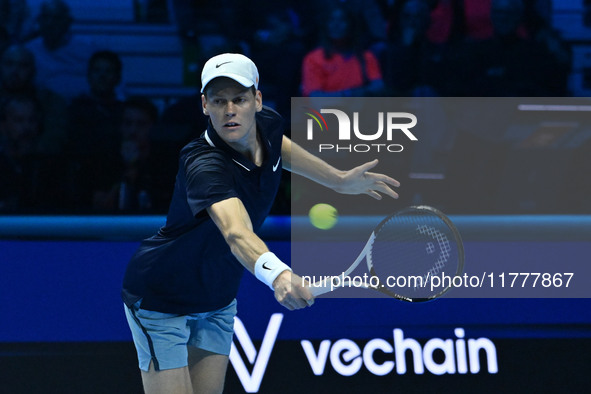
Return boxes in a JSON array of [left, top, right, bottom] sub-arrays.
[[272, 157, 281, 172]]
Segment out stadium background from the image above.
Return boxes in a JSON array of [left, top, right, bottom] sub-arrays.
[[1, 1, 591, 393]]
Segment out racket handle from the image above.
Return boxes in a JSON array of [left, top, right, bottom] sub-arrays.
[[308, 278, 336, 297], [310, 285, 332, 297]]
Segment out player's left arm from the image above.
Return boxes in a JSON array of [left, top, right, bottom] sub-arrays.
[[281, 135, 400, 200]]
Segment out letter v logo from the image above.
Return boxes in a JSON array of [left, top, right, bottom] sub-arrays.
[[230, 313, 283, 393]]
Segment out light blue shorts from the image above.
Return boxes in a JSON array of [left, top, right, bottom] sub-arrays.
[[124, 299, 237, 371]]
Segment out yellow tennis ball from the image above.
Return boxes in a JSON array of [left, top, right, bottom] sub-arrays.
[[309, 203, 338, 230]]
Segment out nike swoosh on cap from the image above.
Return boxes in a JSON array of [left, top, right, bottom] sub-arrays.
[[216, 61, 232, 68]]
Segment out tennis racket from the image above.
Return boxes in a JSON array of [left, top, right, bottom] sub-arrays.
[[308, 205, 464, 302]]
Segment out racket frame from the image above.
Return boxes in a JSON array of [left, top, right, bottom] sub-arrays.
[[308, 205, 465, 302]]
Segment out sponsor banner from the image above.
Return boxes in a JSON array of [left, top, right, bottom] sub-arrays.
[[227, 312, 591, 393]]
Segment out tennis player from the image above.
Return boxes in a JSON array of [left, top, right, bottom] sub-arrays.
[[121, 53, 400, 394]]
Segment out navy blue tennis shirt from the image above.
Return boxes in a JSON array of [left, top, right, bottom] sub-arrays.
[[122, 106, 284, 314]]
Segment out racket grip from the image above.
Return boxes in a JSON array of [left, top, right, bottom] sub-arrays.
[[308, 278, 336, 297]]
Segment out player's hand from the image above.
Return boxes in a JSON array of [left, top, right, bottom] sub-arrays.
[[272, 270, 315, 310], [335, 159, 400, 200]]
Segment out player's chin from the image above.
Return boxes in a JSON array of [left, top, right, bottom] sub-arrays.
[[222, 127, 247, 140], [222, 127, 242, 136]]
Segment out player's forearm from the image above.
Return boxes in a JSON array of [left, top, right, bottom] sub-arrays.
[[207, 198, 269, 274], [281, 136, 345, 191], [224, 228, 292, 291], [208, 198, 292, 290], [223, 228, 269, 274]]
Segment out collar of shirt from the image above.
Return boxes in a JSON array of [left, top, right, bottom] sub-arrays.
[[204, 120, 270, 172]]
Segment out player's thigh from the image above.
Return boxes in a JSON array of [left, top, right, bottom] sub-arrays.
[[141, 360, 193, 394], [124, 301, 192, 372], [185, 299, 236, 394], [188, 347, 229, 394]]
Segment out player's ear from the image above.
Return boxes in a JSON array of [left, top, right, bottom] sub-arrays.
[[201, 94, 209, 116], [255, 90, 263, 112]]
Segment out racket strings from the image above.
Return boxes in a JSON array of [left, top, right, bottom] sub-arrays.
[[370, 210, 461, 299]]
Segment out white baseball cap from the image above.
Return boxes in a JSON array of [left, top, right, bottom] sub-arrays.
[[200, 53, 259, 93]]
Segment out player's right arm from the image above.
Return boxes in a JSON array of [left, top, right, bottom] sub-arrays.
[[281, 135, 400, 199], [207, 197, 314, 310]]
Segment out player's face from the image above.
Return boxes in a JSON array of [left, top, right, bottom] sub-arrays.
[[202, 78, 263, 148]]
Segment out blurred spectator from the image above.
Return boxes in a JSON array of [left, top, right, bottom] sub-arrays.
[[169, 0, 249, 42], [65, 50, 123, 211], [0, 44, 68, 154], [158, 40, 241, 146], [93, 97, 170, 212], [0, 26, 9, 55], [25, 0, 99, 99], [522, 0, 571, 95], [251, 9, 306, 118], [158, 93, 206, 147], [422, 0, 494, 44], [169, 0, 249, 87], [382, 0, 447, 96], [0, 0, 34, 43], [134, 0, 169, 23], [439, 0, 568, 212], [0, 95, 64, 212], [85, 50, 123, 102], [0, 45, 36, 97], [0, 96, 41, 211], [441, 0, 568, 96], [301, 5, 384, 97], [0, 95, 40, 159], [312, 0, 387, 46], [424, 0, 546, 44], [421, 0, 458, 44], [460, 0, 495, 41]]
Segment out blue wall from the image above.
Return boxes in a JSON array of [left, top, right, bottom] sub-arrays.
[[1, 215, 590, 343]]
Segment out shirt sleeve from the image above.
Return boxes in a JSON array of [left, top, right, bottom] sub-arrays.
[[183, 150, 238, 217]]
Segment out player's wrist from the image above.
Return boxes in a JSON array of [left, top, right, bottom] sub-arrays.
[[329, 169, 347, 193], [271, 269, 291, 289], [255, 252, 292, 290]]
